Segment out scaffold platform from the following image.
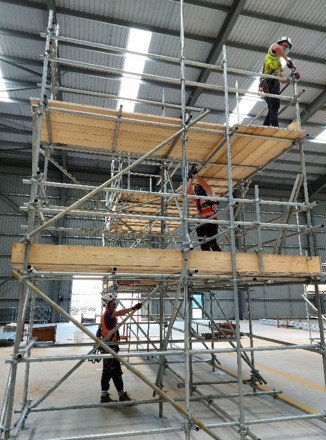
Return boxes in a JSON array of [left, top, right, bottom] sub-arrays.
[[31, 99, 306, 195]]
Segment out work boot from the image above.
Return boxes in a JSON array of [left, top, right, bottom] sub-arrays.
[[100, 393, 117, 403], [119, 392, 133, 402]]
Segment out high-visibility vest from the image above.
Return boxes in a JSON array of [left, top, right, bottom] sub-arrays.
[[263, 45, 283, 76], [101, 309, 119, 340], [196, 200, 218, 218]]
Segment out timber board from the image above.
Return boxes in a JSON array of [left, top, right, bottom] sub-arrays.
[[31, 99, 305, 195], [12, 243, 320, 278]]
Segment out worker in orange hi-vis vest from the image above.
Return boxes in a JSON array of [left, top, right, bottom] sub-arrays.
[[98, 292, 142, 403], [186, 165, 221, 252]]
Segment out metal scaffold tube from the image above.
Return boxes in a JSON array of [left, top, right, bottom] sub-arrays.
[[222, 44, 246, 439]]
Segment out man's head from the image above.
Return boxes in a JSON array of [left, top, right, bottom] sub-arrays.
[[277, 36, 292, 53], [101, 292, 117, 309], [194, 184, 207, 196]]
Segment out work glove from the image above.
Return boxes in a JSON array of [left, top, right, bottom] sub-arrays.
[[294, 71, 301, 80], [187, 164, 198, 180], [132, 303, 142, 310], [286, 58, 295, 70], [96, 326, 102, 338]]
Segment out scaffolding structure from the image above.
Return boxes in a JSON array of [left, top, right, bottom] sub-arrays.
[[1, 4, 326, 440]]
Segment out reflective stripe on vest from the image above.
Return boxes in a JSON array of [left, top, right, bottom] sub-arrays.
[[101, 309, 119, 340], [197, 200, 217, 218], [263, 45, 282, 76]]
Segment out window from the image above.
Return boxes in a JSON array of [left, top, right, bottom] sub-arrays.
[[192, 293, 203, 319]]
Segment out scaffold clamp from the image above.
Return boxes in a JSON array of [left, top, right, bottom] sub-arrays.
[[182, 418, 196, 434]]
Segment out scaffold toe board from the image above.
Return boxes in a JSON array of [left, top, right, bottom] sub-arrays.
[[31, 99, 305, 194], [11, 243, 320, 278]]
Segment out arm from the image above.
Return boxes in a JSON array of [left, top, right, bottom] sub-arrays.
[[112, 303, 142, 318], [186, 178, 194, 195], [272, 42, 291, 66], [271, 43, 294, 83]]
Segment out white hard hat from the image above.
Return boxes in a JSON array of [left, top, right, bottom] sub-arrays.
[[277, 36, 292, 48], [101, 292, 117, 306]]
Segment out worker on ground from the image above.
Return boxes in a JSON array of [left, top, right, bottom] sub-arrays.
[[260, 36, 300, 127], [186, 165, 221, 251], [98, 292, 142, 403]]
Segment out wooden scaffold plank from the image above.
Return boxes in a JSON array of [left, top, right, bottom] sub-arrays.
[[31, 99, 306, 195], [11, 243, 320, 278]]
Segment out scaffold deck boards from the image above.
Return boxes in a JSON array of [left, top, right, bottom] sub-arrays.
[[31, 99, 305, 194], [119, 192, 196, 213], [11, 243, 320, 278]]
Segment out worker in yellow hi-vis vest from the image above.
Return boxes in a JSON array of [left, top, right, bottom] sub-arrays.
[[260, 36, 300, 127]]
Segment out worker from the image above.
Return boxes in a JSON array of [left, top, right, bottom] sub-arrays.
[[186, 165, 221, 251], [99, 292, 142, 403], [260, 36, 300, 127]]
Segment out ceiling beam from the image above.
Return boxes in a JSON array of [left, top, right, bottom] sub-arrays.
[[226, 41, 326, 66], [3, 78, 38, 88], [55, 6, 213, 44], [0, 54, 43, 77], [0, 191, 25, 214], [0, 123, 31, 135], [241, 9, 326, 34], [0, 0, 46, 10], [4, 0, 326, 38], [0, 97, 30, 105], [274, 158, 326, 168], [0, 54, 42, 67], [309, 174, 326, 198], [0, 113, 31, 122], [300, 87, 326, 124], [0, 140, 31, 150], [186, 0, 247, 108], [0, 27, 43, 41]]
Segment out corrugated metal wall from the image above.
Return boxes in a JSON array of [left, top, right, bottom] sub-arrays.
[[0, 165, 72, 322], [1, 165, 325, 322]]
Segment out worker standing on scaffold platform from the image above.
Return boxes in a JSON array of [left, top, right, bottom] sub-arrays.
[[260, 36, 300, 127], [186, 165, 221, 252]]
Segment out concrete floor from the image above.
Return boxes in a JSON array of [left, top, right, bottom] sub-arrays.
[[0, 320, 325, 440]]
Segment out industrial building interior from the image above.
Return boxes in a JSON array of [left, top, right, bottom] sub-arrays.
[[0, 1, 326, 439]]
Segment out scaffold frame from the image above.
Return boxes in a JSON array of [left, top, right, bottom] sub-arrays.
[[1, 3, 326, 440]]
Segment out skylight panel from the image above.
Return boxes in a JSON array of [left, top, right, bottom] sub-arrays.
[[228, 78, 260, 126], [0, 69, 10, 102], [117, 28, 152, 113], [310, 129, 326, 144]]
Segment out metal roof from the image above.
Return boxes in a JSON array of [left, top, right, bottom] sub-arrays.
[[0, 0, 326, 196]]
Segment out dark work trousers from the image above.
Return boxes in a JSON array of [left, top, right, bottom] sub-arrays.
[[197, 222, 221, 251], [263, 79, 280, 127], [101, 357, 124, 393]]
